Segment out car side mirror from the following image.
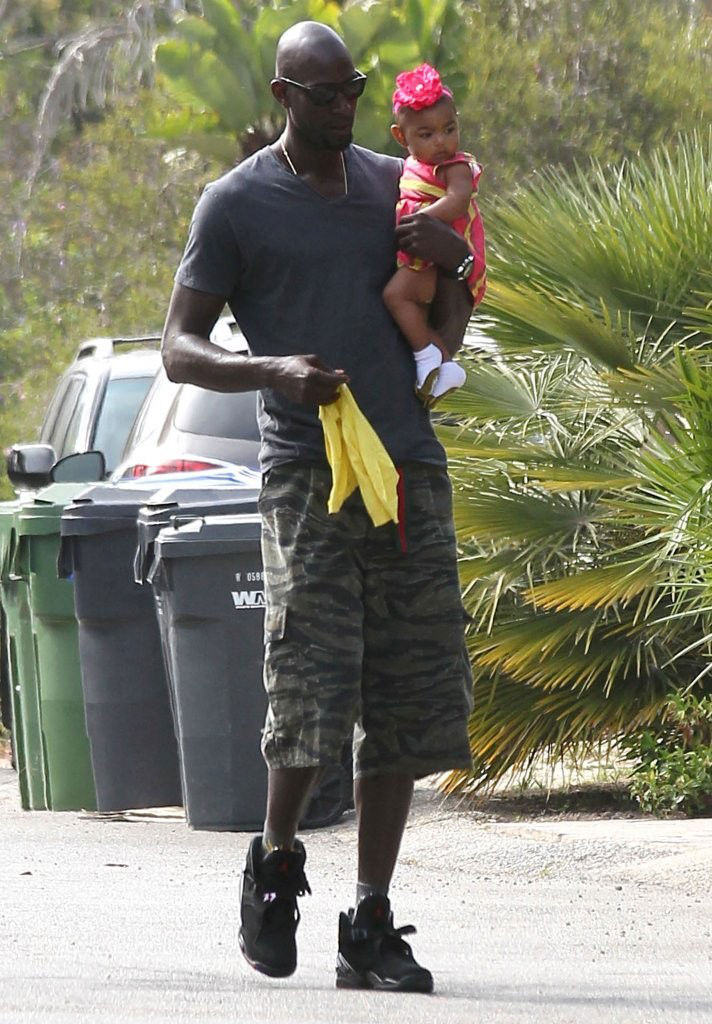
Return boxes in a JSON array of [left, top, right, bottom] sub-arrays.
[[6, 443, 57, 489], [51, 450, 106, 483]]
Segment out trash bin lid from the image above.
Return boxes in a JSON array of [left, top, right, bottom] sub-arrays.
[[138, 484, 259, 521], [16, 482, 99, 536], [61, 481, 165, 537], [134, 485, 259, 584], [154, 513, 262, 560]]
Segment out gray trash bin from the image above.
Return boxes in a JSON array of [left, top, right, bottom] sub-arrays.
[[150, 513, 352, 831], [134, 487, 260, 767], [59, 483, 182, 811]]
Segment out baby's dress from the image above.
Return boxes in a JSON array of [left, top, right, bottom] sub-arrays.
[[395, 151, 487, 305]]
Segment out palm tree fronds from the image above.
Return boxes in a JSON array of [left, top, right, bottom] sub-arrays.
[[528, 561, 662, 612], [440, 134, 712, 796]]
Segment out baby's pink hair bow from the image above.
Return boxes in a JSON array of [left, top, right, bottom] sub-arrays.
[[392, 63, 452, 113]]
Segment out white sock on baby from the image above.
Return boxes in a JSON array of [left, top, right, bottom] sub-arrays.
[[431, 360, 467, 399], [414, 343, 443, 390]]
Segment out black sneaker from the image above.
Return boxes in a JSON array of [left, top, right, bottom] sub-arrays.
[[336, 894, 434, 993], [238, 836, 311, 978]]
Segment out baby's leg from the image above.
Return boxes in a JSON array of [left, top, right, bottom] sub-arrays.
[[421, 274, 471, 404], [383, 266, 440, 352], [383, 266, 443, 392]]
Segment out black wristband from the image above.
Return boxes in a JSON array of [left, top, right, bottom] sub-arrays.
[[441, 251, 474, 281]]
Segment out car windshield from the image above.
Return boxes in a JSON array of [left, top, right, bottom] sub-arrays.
[[174, 387, 261, 441], [91, 375, 156, 472]]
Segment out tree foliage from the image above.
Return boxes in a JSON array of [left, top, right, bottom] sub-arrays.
[[153, 0, 470, 159], [0, 0, 197, 298], [0, 88, 223, 497], [463, 0, 712, 191], [151, 0, 712, 186]]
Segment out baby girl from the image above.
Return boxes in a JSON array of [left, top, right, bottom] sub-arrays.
[[383, 64, 486, 405]]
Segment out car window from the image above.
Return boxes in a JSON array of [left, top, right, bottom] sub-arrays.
[[59, 389, 87, 459], [47, 375, 85, 456], [173, 387, 260, 441], [39, 377, 73, 446], [122, 368, 179, 454], [91, 375, 157, 473]]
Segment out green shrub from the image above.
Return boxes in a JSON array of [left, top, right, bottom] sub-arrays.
[[625, 692, 712, 816]]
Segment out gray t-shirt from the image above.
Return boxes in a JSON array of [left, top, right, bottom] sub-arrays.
[[175, 144, 446, 471]]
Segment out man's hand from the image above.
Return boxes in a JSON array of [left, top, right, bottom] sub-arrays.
[[272, 355, 349, 406], [395, 213, 469, 272]]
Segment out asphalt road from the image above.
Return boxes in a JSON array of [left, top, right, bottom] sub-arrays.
[[1, 760, 711, 1024]]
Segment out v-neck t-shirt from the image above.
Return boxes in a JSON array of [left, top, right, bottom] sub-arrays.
[[175, 144, 446, 472]]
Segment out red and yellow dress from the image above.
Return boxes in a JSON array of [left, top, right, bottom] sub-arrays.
[[395, 151, 487, 306]]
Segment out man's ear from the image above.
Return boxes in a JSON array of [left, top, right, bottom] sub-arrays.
[[271, 79, 288, 108], [390, 123, 407, 148]]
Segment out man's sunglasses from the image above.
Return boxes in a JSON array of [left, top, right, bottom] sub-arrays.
[[278, 71, 367, 107]]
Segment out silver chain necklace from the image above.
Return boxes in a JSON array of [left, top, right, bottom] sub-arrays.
[[280, 141, 348, 196]]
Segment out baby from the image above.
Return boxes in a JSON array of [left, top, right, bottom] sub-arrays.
[[383, 63, 486, 405]]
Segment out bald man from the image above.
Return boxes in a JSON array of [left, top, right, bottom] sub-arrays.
[[162, 21, 474, 993]]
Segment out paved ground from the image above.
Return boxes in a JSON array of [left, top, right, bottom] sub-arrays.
[[1, 760, 711, 1024]]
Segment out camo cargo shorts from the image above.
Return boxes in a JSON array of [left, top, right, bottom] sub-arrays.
[[259, 461, 473, 779]]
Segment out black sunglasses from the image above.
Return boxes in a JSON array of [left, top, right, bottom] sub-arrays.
[[278, 71, 367, 107]]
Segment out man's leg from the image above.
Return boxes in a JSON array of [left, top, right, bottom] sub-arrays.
[[238, 766, 322, 978], [262, 765, 322, 849], [336, 769, 432, 993], [240, 463, 364, 979], [335, 465, 472, 993], [355, 772, 414, 893]]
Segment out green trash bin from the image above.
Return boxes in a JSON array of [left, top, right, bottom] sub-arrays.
[[0, 500, 49, 810], [15, 483, 97, 811]]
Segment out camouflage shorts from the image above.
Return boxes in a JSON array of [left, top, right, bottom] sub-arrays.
[[259, 461, 473, 779]]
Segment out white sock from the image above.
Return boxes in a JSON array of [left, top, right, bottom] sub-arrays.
[[413, 343, 443, 389], [431, 361, 466, 398]]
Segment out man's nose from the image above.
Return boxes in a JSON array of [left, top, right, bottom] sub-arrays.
[[331, 91, 356, 117]]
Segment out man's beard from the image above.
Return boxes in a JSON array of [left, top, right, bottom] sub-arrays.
[[322, 130, 353, 151], [293, 120, 353, 151]]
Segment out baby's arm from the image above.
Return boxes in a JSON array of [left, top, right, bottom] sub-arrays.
[[421, 162, 473, 223]]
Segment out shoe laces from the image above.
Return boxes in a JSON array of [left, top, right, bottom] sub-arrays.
[[254, 855, 311, 939], [352, 921, 415, 942], [352, 914, 416, 948], [259, 852, 312, 902]]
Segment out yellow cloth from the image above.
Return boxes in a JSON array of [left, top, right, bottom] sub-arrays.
[[318, 385, 399, 527]]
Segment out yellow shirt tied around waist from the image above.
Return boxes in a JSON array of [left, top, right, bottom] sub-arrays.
[[318, 385, 399, 527]]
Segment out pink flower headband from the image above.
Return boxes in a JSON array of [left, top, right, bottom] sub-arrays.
[[392, 63, 453, 114]]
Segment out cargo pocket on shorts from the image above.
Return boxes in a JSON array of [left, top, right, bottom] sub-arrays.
[[262, 602, 310, 764]]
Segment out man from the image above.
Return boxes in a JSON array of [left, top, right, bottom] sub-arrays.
[[162, 21, 474, 994]]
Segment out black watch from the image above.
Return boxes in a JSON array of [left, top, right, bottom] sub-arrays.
[[442, 251, 475, 281]]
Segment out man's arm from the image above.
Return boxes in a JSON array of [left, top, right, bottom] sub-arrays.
[[430, 277, 474, 355], [395, 213, 469, 273], [162, 283, 348, 406]]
